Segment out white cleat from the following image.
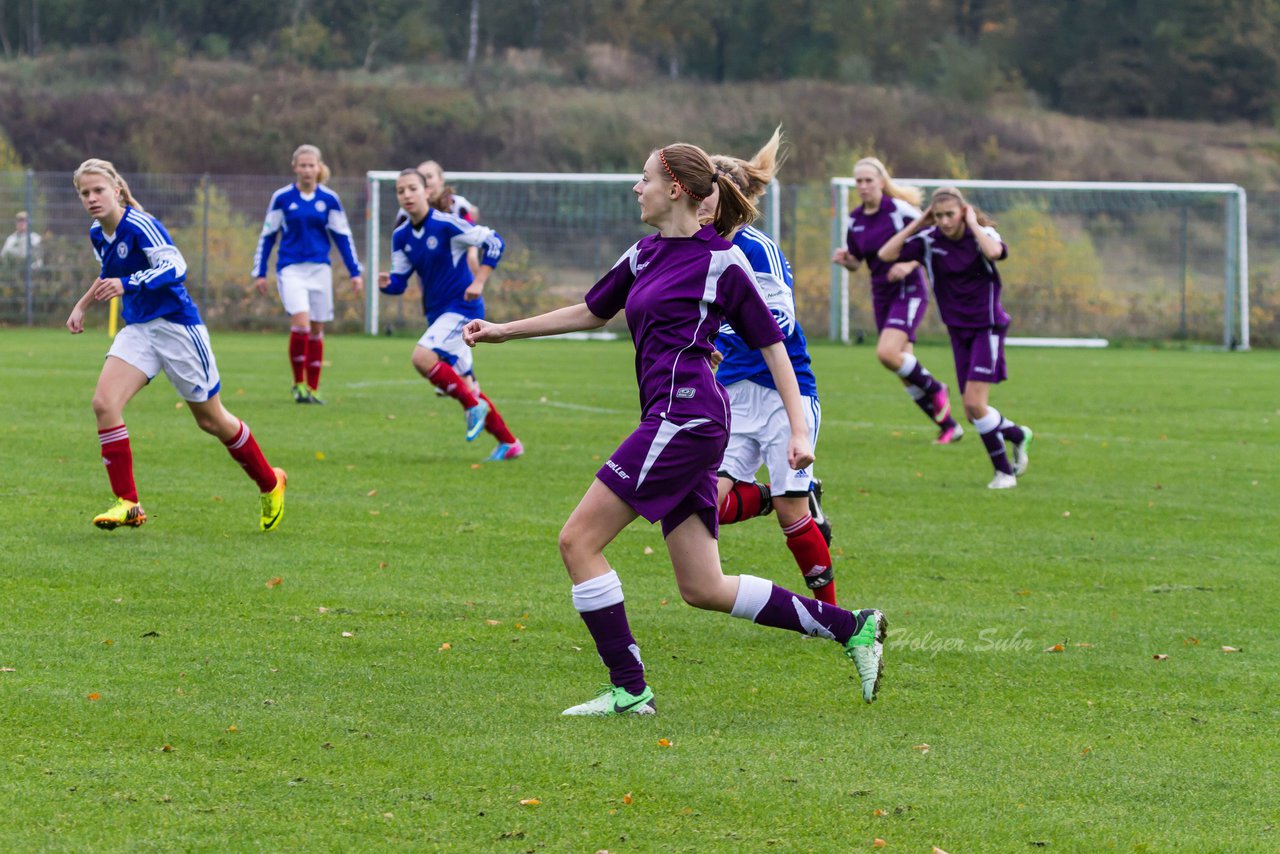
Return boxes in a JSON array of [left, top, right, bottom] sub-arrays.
[[987, 472, 1018, 490]]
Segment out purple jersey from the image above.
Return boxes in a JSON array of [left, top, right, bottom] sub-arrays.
[[846, 197, 929, 296], [585, 224, 784, 427], [900, 225, 1010, 329]]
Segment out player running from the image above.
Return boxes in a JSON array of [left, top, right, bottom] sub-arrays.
[[833, 157, 962, 444], [696, 128, 837, 606], [253, 144, 364, 405], [66, 159, 286, 531], [879, 186, 1033, 488], [379, 167, 522, 460], [464, 143, 886, 716]]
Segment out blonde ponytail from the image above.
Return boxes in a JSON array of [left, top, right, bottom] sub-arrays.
[[72, 158, 145, 213], [854, 157, 923, 208], [710, 124, 787, 204], [292, 144, 331, 184]]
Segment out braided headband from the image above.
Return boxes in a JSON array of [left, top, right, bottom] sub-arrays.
[[659, 149, 709, 202]]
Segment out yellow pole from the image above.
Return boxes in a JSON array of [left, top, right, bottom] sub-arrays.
[[108, 296, 120, 337]]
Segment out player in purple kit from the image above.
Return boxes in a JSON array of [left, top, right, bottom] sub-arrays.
[[879, 186, 1033, 489], [833, 157, 962, 444], [695, 129, 839, 606], [464, 143, 885, 715], [380, 168, 521, 458]]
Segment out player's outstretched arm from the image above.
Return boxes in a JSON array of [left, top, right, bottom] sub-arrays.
[[760, 341, 815, 471], [464, 302, 607, 347]]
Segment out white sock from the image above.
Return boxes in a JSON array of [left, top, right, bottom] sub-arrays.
[[730, 574, 774, 622], [894, 353, 918, 379], [571, 570, 623, 613]]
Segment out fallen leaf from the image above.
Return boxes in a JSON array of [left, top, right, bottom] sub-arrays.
[[912, 744, 931, 753], [317, 607, 329, 614], [1073, 642, 1093, 648], [643, 546, 655, 555], [514, 623, 525, 630], [341, 631, 354, 638], [438, 642, 452, 651], [915, 471, 923, 478], [1062, 511, 1071, 518], [1081, 745, 1091, 755], [378, 562, 388, 569], [322, 742, 334, 749], [659, 599, 669, 606], [227, 725, 238, 733], [87, 692, 101, 700], [383, 812, 394, 818], [369, 510, 380, 516], [1184, 636, 1200, 646], [873, 840, 887, 849], [1222, 646, 1241, 653], [265, 576, 283, 588], [1044, 643, 1065, 653], [141, 630, 160, 638], [102, 639, 114, 646], [0, 667, 14, 673], [366, 489, 378, 497], [315, 451, 326, 461], [519, 798, 541, 806], [657, 738, 671, 747], [622, 793, 633, 805], [161, 744, 173, 752], [485, 620, 502, 626], [175, 402, 183, 409], [385, 414, 396, 420], [1153, 654, 1169, 661], [1016, 589, 1031, 596], [934, 848, 951, 854], [873, 808, 888, 817], [470, 463, 482, 470]]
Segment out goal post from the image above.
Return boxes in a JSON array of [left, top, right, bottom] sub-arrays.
[[365, 170, 781, 336], [828, 178, 1249, 350]]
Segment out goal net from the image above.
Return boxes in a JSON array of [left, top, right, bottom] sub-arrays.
[[828, 178, 1249, 349], [364, 171, 782, 336]]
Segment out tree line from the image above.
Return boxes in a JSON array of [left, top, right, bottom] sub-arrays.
[[2, 0, 1278, 122]]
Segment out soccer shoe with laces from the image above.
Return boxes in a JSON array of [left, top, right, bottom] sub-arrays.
[[292, 383, 312, 403], [487, 439, 524, 461], [987, 471, 1017, 490], [1010, 426, 1033, 476], [930, 383, 953, 425], [305, 388, 325, 405], [934, 423, 964, 445], [561, 684, 656, 717], [260, 467, 287, 532], [93, 498, 147, 530], [808, 479, 832, 545], [843, 609, 886, 703], [464, 399, 490, 442]]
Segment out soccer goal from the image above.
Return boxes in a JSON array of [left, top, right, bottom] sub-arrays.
[[828, 178, 1250, 350], [365, 171, 782, 336]]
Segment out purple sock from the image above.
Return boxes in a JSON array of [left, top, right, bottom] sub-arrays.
[[572, 571, 646, 695], [999, 419, 1025, 445], [730, 575, 859, 645], [907, 387, 936, 419], [979, 427, 1014, 474], [905, 361, 942, 395]]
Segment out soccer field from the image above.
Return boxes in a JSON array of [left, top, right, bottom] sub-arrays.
[[1, 328, 1276, 851]]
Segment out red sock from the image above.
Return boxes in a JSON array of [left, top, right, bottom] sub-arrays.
[[426, 362, 480, 408], [289, 328, 308, 384], [477, 392, 517, 444], [306, 334, 324, 391], [783, 515, 837, 605], [98, 424, 138, 502], [223, 421, 278, 492], [718, 481, 769, 525]]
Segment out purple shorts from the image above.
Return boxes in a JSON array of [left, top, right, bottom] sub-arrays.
[[872, 280, 929, 342], [597, 414, 727, 538], [948, 325, 1008, 393]]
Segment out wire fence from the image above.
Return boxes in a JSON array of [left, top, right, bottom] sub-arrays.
[[2, 170, 1278, 345]]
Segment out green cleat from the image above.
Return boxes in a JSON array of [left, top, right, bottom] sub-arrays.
[[260, 467, 287, 532], [292, 383, 312, 403], [1010, 426, 1033, 476], [561, 684, 656, 717], [306, 388, 325, 405], [843, 609, 886, 703], [93, 498, 146, 530]]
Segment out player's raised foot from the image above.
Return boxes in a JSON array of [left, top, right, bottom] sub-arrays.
[[292, 383, 312, 404], [843, 609, 886, 703], [808, 479, 831, 544], [464, 399, 490, 442], [306, 388, 325, 405], [561, 684, 656, 717], [1010, 427, 1033, 476], [487, 439, 524, 461], [260, 467, 287, 532], [930, 383, 952, 425], [934, 423, 964, 445], [93, 498, 146, 530], [987, 471, 1017, 490]]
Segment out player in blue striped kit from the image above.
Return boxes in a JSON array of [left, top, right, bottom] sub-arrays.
[[698, 129, 838, 606], [379, 168, 522, 459], [66, 159, 287, 531], [253, 145, 364, 404]]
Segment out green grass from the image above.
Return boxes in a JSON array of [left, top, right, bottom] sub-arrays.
[[1, 328, 1277, 852]]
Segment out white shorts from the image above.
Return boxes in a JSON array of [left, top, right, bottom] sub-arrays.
[[719, 380, 820, 496], [277, 262, 334, 322], [416, 312, 474, 376], [107, 318, 222, 403]]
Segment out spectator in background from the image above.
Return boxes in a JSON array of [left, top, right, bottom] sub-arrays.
[[1, 211, 43, 269]]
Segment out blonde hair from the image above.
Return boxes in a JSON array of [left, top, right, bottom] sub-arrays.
[[72, 159, 144, 213], [854, 157, 923, 208], [710, 125, 787, 204], [418, 159, 460, 214], [930, 186, 996, 227], [292, 144, 332, 184], [657, 142, 757, 238]]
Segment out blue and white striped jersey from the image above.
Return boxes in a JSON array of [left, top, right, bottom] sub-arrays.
[[252, 183, 361, 278], [714, 225, 818, 398], [381, 208, 505, 323], [90, 207, 201, 326]]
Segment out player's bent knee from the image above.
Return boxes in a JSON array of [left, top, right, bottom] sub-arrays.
[[875, 346, 900, 369]]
